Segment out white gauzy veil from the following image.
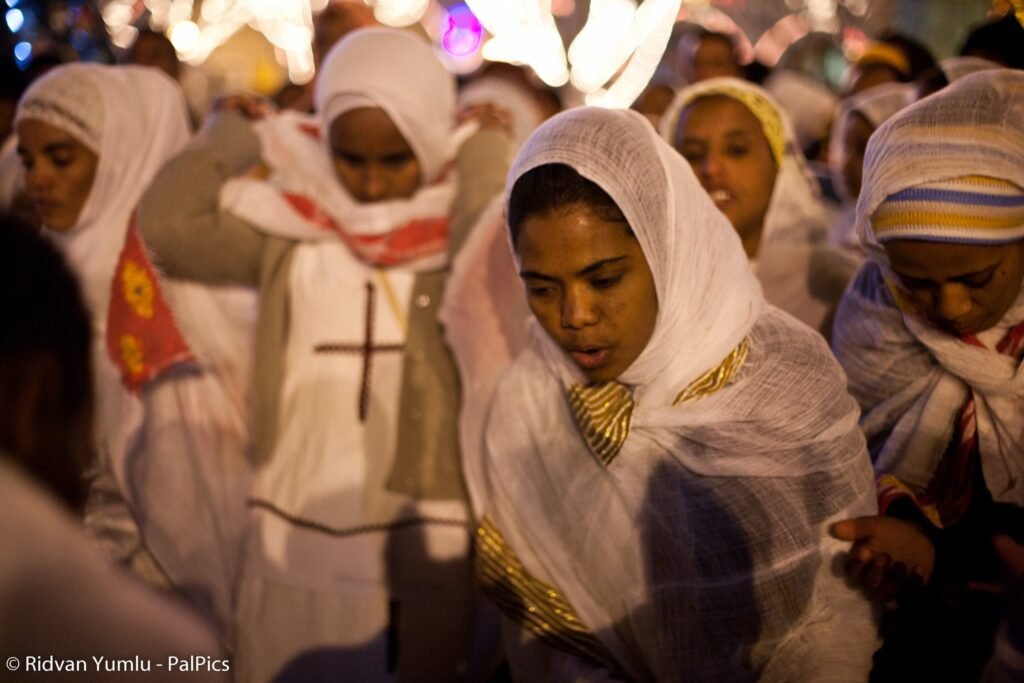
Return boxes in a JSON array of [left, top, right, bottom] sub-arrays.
[[16, 64, 190, 321], [506, 107, 763, 410]]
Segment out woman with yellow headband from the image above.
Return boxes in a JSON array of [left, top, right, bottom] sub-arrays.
[[831, 69, 1024, 681], [660, 77, 834, 333]]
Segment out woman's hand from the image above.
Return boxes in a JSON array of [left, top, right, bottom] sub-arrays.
[[212, 93, 275, 121], [831, 515, 935, 602]]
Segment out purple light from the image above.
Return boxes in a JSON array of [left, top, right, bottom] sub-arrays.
[[442, 4, 482, 57]]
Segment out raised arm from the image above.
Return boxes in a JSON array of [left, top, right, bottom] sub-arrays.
[[138, 110, 269, 286], [447, 116, 511, 253]]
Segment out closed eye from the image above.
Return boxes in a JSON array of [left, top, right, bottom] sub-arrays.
[[960, 269, 996, 288], [591, 275, 621, 289], [336, 152, 365, 166], [898, 275, 933, 291], [382, 153, 414, 167]]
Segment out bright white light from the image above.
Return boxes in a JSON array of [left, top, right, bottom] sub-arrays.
[[13, 40, 31, 63], [470, 0, 678, 101], [5, 0, 19, 8], [168, 0, 192, 23], [111, 24, 140, 48], [844, 0, 867, 17], [102, 2, 134, 27], [805, 0, 837, 30], [369, 0, 431, 27], [169, 20, 200, 52], [5, 8, 24, 32], [286, 46, 315, 84], [568, 0, 637, 92], [584, 0, 680, 108], [466, 0, 570, 87], [201, 0, 226, 22]]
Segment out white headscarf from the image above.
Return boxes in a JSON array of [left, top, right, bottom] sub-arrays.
[[477, 108, 876, 681], [220, 27, 469, 271], [15, 64, 190, 319], [764, 69, 838, 154], [659, 77, 832, 329], [512, 107, 762, 408], [834, 69, 1024, 507], [316, 26, 456, 183], [828, 82, 912, 203]]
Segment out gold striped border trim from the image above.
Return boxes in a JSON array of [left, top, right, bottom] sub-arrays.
[[475, 517, 622, 673], [568, 382, 634, 466], [674, 338, 750, 406]]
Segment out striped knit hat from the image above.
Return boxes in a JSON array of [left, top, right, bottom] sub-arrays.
[[871, 175, 1024, 244]]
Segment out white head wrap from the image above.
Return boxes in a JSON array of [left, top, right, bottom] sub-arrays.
[[16, 67, 105, 154], [509, 107, 762, 407], [828, 82, 912, 203], [764, 69, 838, 153], [477, 107, 877, 680], [659, 77, 832, 329], [221, 27, 463, 272], [834, 69, 1024, 508], [315, 27, 456, 183], [15, 64, 190, 319]]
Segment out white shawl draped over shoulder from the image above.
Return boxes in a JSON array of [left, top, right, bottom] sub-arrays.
[[475, 107, 877, 682]]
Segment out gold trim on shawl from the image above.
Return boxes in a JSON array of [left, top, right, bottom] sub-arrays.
[[673, 338, 750, 406], [566, 338, 750, 466], [567, 382, 634, 466], [475, 517, 622, 673]]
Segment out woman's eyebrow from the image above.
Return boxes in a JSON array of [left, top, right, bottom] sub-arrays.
[[519, 256, 627, 281], [577, 256, 627, 277]]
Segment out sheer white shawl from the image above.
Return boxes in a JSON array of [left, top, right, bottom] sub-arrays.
[[476, 107, 877, 681]]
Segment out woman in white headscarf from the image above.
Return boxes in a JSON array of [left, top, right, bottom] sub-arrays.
[[828, 82, 912, 255], [471, 106, 878, 681], [139, 26, 509, 681], [831, 69, 1024, 682], [660, 77, 834, 333], [15, 64, 254, 643]]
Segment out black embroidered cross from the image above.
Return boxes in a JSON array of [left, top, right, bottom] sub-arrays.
[[314, 282, 403, 422]]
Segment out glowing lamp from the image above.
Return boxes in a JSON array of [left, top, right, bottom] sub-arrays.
[[442, 4, 482, 56]]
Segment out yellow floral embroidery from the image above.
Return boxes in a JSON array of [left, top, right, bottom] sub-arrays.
[[120, 334, 145, 377], [122, 260, 155, 319]]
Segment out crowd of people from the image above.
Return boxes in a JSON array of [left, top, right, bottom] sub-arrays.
[[2, 3, 1024, 681]]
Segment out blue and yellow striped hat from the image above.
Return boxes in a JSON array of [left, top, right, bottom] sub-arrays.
[[871, 175, 1024, 244]]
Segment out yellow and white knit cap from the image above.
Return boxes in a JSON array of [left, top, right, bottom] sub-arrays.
[[871, 175, 1024, 245]]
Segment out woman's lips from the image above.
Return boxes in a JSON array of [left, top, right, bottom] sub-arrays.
[[34, 199, 58, 216], [570, 347, 610, 369]]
